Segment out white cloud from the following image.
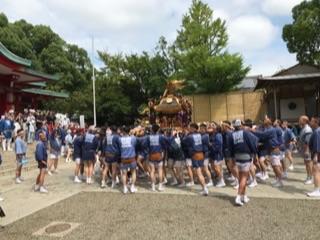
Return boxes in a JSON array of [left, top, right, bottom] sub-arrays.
[[213, 8, 230, 21], [228, 15, 277, 50], [208, 0, 260, 18], [0, 0, 298, 75], [261, 0, 304, 16], [247, 48, 297, 76]]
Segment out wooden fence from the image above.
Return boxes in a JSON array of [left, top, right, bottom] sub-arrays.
[[186, 90, 266, 123]]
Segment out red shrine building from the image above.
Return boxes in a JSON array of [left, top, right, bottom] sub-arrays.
[[0, 42, 68, 114]]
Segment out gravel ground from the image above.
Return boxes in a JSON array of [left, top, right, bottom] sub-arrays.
[[1, 192, 320, 240]]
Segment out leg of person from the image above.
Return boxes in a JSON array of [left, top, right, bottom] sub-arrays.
[[185, 158, 194, 186], [136, 156, 145, 175], [235, 162, 250, 206], [31, 132, 35, 143], [304, 158, 313, 185], [74, 159, 82, 183], [279, 151, 287, 179], [192, 160, 208, 195], [121, 167, 128, 194], [248, 163, 258, 188], [224, 158, 232, 176], [307, 158, 320, 197], [101, 160, 108, 188], [227, 159, 239, 188], [226, 159, 236, 181], [271, 154, 284, 187], [66, 147, 70, 162], [130, 166, 137, 193], [286, 150, 294, 170], [27, 131, 32, 144], [258, 156, 269, 181], [149, 162, 156, 191], [171, 165, 178, 184], [175, 161, 185, 187], [18, 163, 23, 180], [158, 162, 164, 192], [61, 145, 65, 158], [39, 168, 48, 193], [53, 156, 59, 173], [35, 170, 41, 192], [196, 167, 208, 196], [84, 161, 90, 184], [15, 157, 22, 184], [272, 165, 283, 184], [47, 157, 54, 175], [213, 161, 225, 188], [16, 165, 23, 184], [69, 148, 73, 163], [143, 157, 151, 177], [111, 162, 118, 188], [1, 138, 6, 151], [88, 160, 94, 184], [254, 156, 262, 175], [168, 159, 178, 186], [7, 138, 12, 151], [162, 161, 168, 184], [203, 158, 213, 187]]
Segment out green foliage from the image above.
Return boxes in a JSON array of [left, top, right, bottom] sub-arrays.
[[98, 49, 171, 122], [0, 13, 8, 28], [173, 0, 249, 93], [283, 0, 320, 66], [0, 13, 92, 93]]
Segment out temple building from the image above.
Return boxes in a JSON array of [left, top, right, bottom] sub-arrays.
[[0, 42, 68, 114], [255, 64, 320, 122], [188, 64, 320, 123]]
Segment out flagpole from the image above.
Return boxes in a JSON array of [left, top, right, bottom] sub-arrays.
[[92, 37, 97, 127]]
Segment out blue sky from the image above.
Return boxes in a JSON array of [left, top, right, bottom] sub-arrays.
[[0, 0, 303, 76]]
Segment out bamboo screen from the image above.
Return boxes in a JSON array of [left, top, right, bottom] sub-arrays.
[[187, 90, 265, 123]]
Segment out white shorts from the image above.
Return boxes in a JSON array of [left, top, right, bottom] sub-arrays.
[[149, 160, 163, 168], [167, 158, 174, 168], [270, 154, 281, 166], [163, 159, 168, 167], [174, 161, 185, 168], [211, 159, 223, 166], [312, 154, 318, 163], [186, 158, 192, 167], [303, 152, 312, 161], [50, 153, 60, 159], [204, 158, 209, 167], [236, 161, 251, 172], [75, 158, 81, 164], [259, 156, 266, 161], [61, 146, 66, 154]]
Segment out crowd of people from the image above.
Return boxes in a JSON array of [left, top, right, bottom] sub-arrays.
[[1, 111, 320, 206], [0, 109, 73, 201]]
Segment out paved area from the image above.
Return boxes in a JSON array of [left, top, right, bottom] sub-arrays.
[[1, 192, 320, 240], [0, 154, 318, 239]]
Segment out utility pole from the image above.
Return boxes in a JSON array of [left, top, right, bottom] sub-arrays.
[[92, 37, 97, 127]]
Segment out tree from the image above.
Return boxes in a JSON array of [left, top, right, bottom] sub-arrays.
[[283, 0, 320, 66], [98, 49, 171, 121], [0, 13, 8, 28], [0, 12, 95, 122], [0, 12, 93, 93], [173, 0, 249, 93]]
